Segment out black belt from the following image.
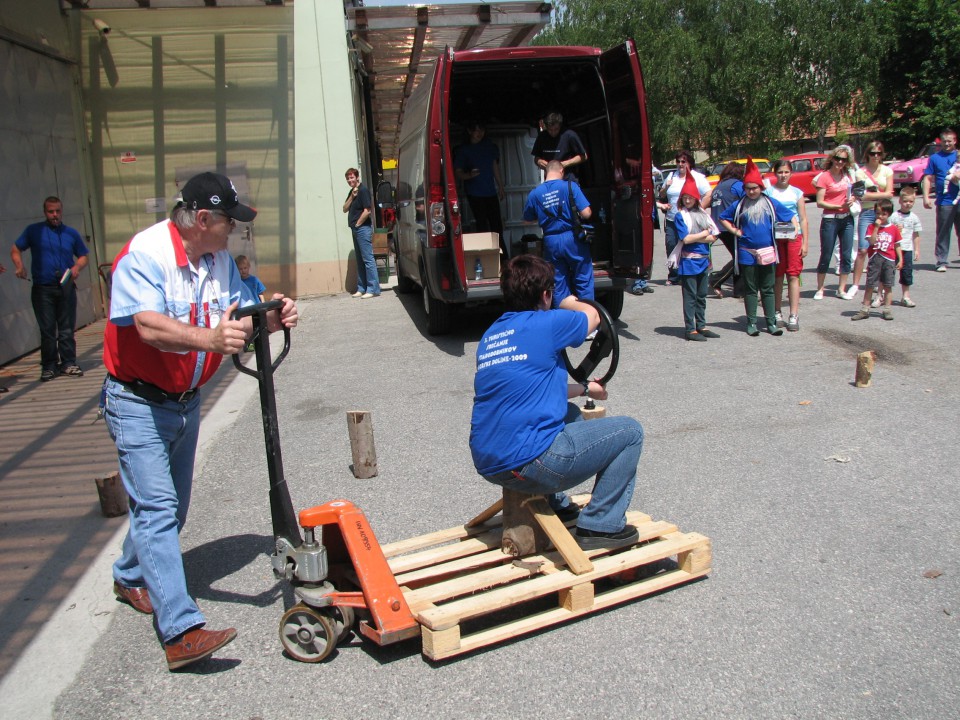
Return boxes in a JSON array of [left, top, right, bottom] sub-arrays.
[[109, 375, 198, 404]]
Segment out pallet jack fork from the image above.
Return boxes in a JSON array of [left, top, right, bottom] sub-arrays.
[[234, 301, 711, 664]]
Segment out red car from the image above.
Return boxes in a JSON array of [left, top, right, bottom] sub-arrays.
[[780, 153, 828, 199]]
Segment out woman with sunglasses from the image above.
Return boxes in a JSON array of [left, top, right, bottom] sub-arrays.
[[844, 140, 894, 300], [658, 150, 710, 286], [813, 145, 858, 299]]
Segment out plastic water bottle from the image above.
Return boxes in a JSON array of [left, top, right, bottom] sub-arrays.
[[474, 257, 483, 280]]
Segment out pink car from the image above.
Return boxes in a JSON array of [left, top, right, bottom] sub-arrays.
[[889, 141, 941, 189]]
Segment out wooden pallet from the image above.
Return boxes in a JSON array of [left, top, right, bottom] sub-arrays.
[[379, 495, 711, 661]]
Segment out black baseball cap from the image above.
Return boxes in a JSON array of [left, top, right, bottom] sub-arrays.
[[177, 172, 257, 222]]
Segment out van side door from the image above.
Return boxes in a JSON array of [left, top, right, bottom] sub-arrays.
[[600, 40, 654, 277]]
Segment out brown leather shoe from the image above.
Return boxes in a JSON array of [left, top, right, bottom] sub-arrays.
[[165, 627, 237, 671], [113, 581, 153, 614]]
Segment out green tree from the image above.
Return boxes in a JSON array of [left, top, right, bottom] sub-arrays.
[[875, 0, 960, 157], [537, 0, 883, 160]]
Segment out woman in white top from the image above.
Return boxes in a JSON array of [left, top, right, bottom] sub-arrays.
[[765, 160, 809, 331], [844, 140, 894, 299], [657, 150, 711, 285]]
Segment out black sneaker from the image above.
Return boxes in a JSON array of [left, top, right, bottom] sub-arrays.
[[554, 504, 581, 523], [40, 369, 57, 382], [574, 525, 639, 551]]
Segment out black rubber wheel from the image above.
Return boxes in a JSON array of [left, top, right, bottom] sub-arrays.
[[423, 282, 452, 335], [395, 255, 416, 294], [563, 298, 619, 385], [599, 289, 624, 320]]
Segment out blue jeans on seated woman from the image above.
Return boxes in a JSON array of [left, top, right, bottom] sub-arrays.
[[817, 214, 855, 275], [483, 404, 644, 533]]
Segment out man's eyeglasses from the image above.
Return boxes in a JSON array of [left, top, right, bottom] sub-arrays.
[[209, 210, 236, 227]]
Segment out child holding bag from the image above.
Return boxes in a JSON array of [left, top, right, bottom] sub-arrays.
[[668, 173, 721, 341]]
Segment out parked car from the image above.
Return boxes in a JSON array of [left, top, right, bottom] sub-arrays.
[[889, 141, 941, 189], [780, 152, 829, 199], [384, 41, 655, 334], [704, 158, 774, 187]]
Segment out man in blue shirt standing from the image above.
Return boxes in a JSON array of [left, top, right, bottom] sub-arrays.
[[523, 160, 594, 309], [921, 128, 959, 271], [455, 121, 506, 255], [10, 196, 89, 381]]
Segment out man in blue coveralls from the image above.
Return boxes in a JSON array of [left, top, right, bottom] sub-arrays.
[[523, 160, 594, 309]]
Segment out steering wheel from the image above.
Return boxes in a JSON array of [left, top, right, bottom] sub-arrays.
[[563, 298, 619, 386]]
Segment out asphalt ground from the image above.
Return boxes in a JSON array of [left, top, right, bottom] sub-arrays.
[[2, 200, 958, 719]]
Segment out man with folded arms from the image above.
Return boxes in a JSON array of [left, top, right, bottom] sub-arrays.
[[103, 172, 298, 671]]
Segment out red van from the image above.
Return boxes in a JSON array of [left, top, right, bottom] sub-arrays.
[[384, 42, 655, 334]]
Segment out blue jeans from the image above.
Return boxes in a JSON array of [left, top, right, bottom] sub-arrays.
[[817, 214, 855, 275], [104, 377, 206, 643], [664, 219, 679, 283], [352, 224, 380, 295], [485, 408, 644, 533], [31, 282, 78, 372], [857, 208, 876, 251]]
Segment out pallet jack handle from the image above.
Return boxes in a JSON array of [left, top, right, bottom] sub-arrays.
[[232, 300, 301, 546]]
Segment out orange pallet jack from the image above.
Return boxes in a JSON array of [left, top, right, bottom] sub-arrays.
[[234, 301, 710, 663]]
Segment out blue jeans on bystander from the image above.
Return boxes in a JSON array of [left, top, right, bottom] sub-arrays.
[[352, 224, 380, 295]]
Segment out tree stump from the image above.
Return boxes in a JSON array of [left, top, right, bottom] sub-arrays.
[[855, 350, 876, 388], [347, 410, 378, 478], [94, 471, 128, 517], [501, 488, 549, 557]]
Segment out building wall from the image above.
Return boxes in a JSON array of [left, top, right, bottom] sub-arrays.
[[292, 1, 367, 296], [0, 2, 98, 366]]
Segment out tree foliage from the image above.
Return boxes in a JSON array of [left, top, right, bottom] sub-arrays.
[[876, 0, 960, 157], [536, 0, 884, 161]]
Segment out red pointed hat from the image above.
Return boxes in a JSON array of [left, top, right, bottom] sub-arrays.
[[679, 171, 700, 202], [742, 156, 764, 187]]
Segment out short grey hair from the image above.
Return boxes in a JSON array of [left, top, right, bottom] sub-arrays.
[[171, 204, 199, 230]]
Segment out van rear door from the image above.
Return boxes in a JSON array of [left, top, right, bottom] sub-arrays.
[[600, 40, 654, 277]]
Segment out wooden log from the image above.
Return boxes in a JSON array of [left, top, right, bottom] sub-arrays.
[[94, 471, 128, 517], [501, 488, 549, 557], [855, 350, 876, 388], [581, 398, 606, 420], [346, 410, 378, 478]]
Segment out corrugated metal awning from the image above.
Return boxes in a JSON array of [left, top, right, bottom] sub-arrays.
[[346, 2, 552, 160]]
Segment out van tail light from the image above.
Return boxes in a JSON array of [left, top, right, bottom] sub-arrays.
[[429, 201, 448, 247]]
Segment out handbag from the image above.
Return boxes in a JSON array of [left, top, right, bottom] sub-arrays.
[[754, 246, 777, 265]]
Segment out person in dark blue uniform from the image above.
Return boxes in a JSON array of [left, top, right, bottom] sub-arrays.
[[523, 161, 594, 309], [455, 121, 505, 254]]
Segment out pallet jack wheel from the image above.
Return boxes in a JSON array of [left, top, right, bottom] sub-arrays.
[[328, 604, 356, 643], [279, 603, 337, 663]]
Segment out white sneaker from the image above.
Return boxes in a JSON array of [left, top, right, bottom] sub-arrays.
[[842, 285, 859, 300], [936, 264, 947, 272], [813, 290, 824, 300], [870, 297, 881, 308], [351, 291, 363, 298], [786, 314, 799, 332], [361, 292, 376, 299], [775, 311, 784, 327]]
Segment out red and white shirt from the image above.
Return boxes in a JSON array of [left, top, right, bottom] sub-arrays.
[[104, 220, 253, 393], [867, 222, 902, 262]]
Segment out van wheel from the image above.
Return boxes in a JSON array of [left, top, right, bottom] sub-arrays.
[[395, 257, 416, 294], [423, 283, 452, 335], [599, 289, 624, 321]]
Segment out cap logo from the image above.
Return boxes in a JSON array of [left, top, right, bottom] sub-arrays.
[[210, 195, 222, 206]]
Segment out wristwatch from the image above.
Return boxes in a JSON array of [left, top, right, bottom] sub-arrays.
[[581, 381, 590, 397]]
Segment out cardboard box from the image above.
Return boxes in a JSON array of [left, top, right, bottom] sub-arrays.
[[466, 249, 500, 280], [463, 232, 499, 252]]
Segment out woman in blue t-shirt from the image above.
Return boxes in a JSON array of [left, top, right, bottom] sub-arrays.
[[469, 255, 645, 551]]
